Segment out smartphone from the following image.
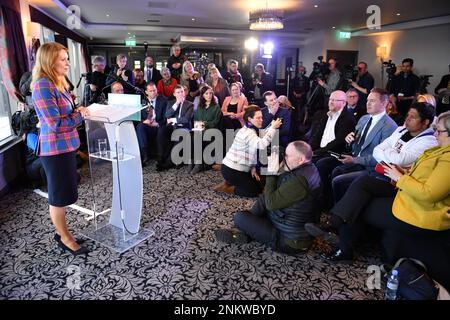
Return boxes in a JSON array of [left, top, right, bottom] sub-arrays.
[[380, 161, 389, 166], [329, 151, 343, 159]]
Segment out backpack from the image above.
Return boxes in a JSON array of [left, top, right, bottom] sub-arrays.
[[382, 258, 439, 300]]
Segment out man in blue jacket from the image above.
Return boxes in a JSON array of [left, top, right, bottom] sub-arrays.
[[316, 88, 398, 209]]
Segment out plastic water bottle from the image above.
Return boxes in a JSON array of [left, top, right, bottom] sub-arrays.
[[385, 269, 399, 300]]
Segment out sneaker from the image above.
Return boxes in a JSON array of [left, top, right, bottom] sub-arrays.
[[214, 228, 249, 244], [304, 222, 339, 247]]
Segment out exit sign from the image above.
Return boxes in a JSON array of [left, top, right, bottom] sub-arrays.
[[339, 31, 351, 39], [125, 39, 136, 46]]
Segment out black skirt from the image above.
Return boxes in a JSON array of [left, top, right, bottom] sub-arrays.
[[40, 151, 78, 207]]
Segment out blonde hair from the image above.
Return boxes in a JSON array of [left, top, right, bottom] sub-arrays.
[[209, 67, 222, 78], [31, 42, 70, 93], [417, 94, 436, 108]]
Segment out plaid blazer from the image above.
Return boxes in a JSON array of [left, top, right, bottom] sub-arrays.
[[32, 77, 83, 156]]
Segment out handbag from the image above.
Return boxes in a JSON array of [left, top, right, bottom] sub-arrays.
[[383, 258, 439, 300]]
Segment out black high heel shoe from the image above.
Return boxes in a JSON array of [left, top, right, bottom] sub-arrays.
[[57, 239, 90, 256], [54, 233, 86, 245]]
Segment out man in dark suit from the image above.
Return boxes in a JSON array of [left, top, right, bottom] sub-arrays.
[[157, 84, 194, 171], [136, 82, 167, 166], [315, 88, 398, 210], [105, 54, 135, 94], [143, 56, 162, 85], [308, 90, 356, 161]]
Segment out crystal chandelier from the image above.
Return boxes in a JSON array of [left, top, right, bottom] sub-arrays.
[[249, 4, 284, 31]]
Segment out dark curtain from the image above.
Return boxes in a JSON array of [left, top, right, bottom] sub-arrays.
[[0, 5, 29, 89]]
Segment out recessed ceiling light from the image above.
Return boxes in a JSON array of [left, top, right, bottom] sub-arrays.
[[127, 32, 130, 35], [314, 4, 318, 8], [332, 26, 336, 29], [192, 18, 196, 21], [396, 13, 401, 16], [106, 14, 110, 17]]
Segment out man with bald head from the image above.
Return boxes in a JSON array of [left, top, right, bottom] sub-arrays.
[[308, 90, 356, 161]]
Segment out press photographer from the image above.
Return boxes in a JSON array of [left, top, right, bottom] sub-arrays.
[[83, 55, 107, 105], [349, 61, 374, 108], [105, 53, 135, 94], [389, 58, 421, 116], [317, 57, 343, 102]]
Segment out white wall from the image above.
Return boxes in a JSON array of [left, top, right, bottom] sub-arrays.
[[356, 24, 450, 90], [299, 24, 450, 91]]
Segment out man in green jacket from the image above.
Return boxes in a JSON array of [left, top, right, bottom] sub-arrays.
[[215, 141, 322, 254]]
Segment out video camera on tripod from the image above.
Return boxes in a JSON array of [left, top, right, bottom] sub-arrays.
[[310, 56, 329, 82], [383, 60, 397, 78]]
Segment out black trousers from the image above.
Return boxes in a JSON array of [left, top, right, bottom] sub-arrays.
[[221, 164, 263, 198], [156, 124, 175, 164], [332, 175, 397, 224], [136, 123, 158, 156], [234, 197, 307, 254]]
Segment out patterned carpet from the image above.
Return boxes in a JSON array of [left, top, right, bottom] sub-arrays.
[[0, 160, 384, 300]]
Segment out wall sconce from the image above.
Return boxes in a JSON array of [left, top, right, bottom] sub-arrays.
[[376, 46, 387, 61], [26, 21, 40, 39]]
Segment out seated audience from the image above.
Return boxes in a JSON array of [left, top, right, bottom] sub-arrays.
[[221, 82, 248, 129], [316, 88, 398, 209], [277, 95, 294, 110], [215, 141, 322, 254], [261, 91, 291, 148], [206, 66, 230, 107], [157, 67, 177, 99], [156, 85, 193, 171], [215, 105, 282, 197], [180, 61, 204, 102], [189, 85, 222, 174], [136, 82, 167, 166], [306, 111, 450, 266], [308, 90, 356, 160]]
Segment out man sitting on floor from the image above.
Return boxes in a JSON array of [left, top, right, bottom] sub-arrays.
[[215, 141, 322, 254]]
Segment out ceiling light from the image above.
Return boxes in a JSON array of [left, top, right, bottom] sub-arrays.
[[249, 1, 283, 30], [332, 26, 336, 29], [244, 37, 259, 51], [396, 13, 401, 16], [106, 14, 110, 17], [314, 5, 318, 8], [191, 18, 196, 21]]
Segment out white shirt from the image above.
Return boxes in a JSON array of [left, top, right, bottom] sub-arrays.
[[320, 109, 343, 148], [363, 111, 386, 138]]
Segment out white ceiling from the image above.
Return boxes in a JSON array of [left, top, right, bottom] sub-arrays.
[[29, 0, 450, 48]]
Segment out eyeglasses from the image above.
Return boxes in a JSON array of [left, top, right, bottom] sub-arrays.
[[432, 124, 448, 134]]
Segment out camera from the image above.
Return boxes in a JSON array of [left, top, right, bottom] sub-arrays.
[[343, 65, 358, 83], [419, 74, 433, 94], [310, 56, 329, 81], [383, 60, 397, 77]]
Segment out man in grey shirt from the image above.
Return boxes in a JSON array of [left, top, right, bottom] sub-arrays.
[[318, 58, 342, 104]]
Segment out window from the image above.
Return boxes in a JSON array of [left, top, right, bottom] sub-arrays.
[[0, 71, 14, 144]]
